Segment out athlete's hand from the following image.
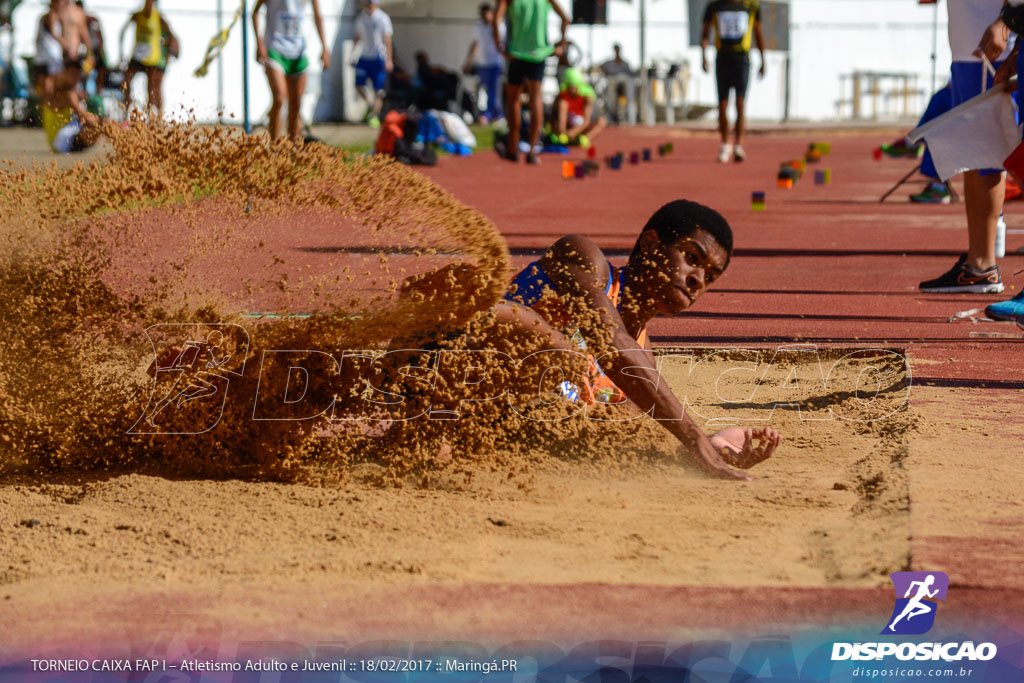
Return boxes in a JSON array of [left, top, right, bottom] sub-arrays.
[[321, 48, 331, 70], [759, 60, 766, 79], [256, 42, 268, 67], [994, 51, 1018, 88], [702, 55, 709, 73], [385, 58, 393, 73], [710, 426, 781, 470], [687, 432, 752, 481], [974, 19, 1009, 63]]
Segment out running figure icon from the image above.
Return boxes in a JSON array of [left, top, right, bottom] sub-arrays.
[[143, 330, 232, 427], [881, 571, 949, 635], [888, 574, 939, 632]]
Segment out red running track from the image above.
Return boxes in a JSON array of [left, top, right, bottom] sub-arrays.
[[421, 127, 1024, 387]]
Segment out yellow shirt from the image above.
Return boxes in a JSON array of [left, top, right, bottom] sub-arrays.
[[132, 8, 164, 68]]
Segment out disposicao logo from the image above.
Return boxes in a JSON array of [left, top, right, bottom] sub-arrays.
[[831, 571, 998, 662], [882, 571, 949, 635]]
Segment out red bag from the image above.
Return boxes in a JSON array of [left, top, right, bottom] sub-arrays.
[[374, 111, 407, 155]]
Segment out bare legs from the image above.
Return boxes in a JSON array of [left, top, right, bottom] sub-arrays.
[[122, 65, 164, 118], [717, 95, 745, 146], [264, 66, 307, 142], [265, 65, 286, 140], [963, 170, 1004, 271], [286, 74, 306, 140]]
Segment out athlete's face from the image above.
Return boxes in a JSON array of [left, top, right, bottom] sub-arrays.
[[637, 228, 728, 316]]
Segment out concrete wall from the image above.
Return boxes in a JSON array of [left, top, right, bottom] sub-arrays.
[[9, 0, 956, 124]]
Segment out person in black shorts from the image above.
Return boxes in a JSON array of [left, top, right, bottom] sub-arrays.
[[701, 0, 765, 163]]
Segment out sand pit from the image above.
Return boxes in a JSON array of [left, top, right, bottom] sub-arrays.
[[0, 346, 914, 650]]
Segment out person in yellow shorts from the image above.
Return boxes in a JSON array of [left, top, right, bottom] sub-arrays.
[[41, 59, 103, 153], [120, 0, 178, 116]]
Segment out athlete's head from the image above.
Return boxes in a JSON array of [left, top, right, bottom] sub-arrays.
[[363, 0, 378, 13], [479, 2, 493, 22], [627, 199, 733, 316], [924, 575, 935, 586]]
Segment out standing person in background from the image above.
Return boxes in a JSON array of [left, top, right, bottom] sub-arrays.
[[33, 0, 88, 105], [700, 0, 764, 163], [121, 0, 178, 116], [253, 0, 330, 142], [983, 0, 1024, 321], [600, 43, 632, 124], [493, 0, 570, 165], [918, 0, 1010, 294], [33, 0, 71, 105], [352, 0, 393, 129], [462, 3, 505, 125], [77, 0, 107, 91]]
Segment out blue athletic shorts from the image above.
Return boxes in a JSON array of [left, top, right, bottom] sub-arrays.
[[951, 60, 1005, 176], [355, 57, 388, 91]]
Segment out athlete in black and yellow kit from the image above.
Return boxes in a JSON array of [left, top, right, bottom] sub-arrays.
[[701, 0, 765, 163], [120, 0, 178, 116]]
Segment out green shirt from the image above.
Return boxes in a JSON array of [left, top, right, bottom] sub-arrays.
[[507, 0, 553, 63]]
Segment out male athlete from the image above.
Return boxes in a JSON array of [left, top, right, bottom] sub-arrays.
[[493, 199, 781, 480], [701, 0, 765, 163]]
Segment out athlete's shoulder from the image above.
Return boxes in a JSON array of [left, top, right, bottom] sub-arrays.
[[542, 234, 610, 285], [549, 233, 604, 263]]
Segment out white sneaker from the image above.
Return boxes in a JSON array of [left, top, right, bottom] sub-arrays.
[[717, 143, 733, 163], [733, 144, 747, 162]]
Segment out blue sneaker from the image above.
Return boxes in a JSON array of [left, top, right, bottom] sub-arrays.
[[985, 288, 1024, 321]]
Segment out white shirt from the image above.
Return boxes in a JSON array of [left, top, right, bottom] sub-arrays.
[[265, 0, 306, 60], [474, 20, 504, 67], [356, 8, 393, 60], [35, 15, 64, 68], [947, 0, 1012, 63]]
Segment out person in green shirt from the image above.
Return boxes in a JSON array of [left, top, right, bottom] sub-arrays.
[[492, 0, 569, 164]]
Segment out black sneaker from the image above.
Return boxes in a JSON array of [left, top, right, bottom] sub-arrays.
[[494, 139, 518, 162], [919, 254, 1005, 293], [525, 152, 540, 165]]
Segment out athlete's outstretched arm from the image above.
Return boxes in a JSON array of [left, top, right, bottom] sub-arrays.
[[537, 235, 769, 479]]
